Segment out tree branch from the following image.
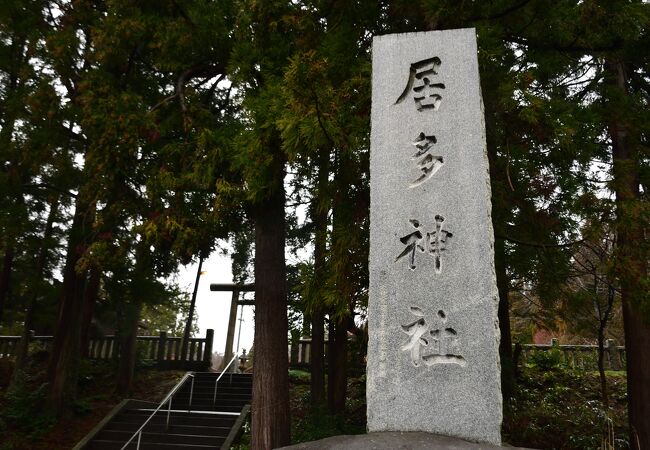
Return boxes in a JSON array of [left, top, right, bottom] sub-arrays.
[[497, 234, 583, 249], [176, 64, 226, 121], [310, 87, 335, 150], [23, 183, 78, 199], [471, 0, 533, 22]]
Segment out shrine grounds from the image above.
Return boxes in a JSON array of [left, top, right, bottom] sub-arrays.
[[0, 356, 630, 449], [233, 363, 629, 450]]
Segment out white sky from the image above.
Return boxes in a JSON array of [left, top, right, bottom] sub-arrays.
[[176, 252, 255, 357]]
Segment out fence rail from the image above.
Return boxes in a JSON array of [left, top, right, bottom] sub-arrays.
[[289, 337, 627, 372], [517, 338, 626, 371], [0, 330, 214, 370]]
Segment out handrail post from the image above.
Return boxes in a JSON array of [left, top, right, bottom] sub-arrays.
[[188, 374, 195, 413], [212, 353, 239, 407], [157, 331, 167, 368], [204, 329, 214, 369], [166, 397, 173, 431], [136, 430, 142, 450]]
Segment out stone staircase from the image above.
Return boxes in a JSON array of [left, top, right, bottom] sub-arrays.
[[75, 372, 252, 450]]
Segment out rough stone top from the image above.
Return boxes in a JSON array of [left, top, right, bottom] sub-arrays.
[[277, 432, 533, 450]]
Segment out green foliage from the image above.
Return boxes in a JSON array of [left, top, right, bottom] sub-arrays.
[[288, 369, 311, 384], [70, 397, 93, 415], [2, 370, 53, 437], [287, 371, 366, 444], [505, 366, 629, 449], [292, 409, 359, 444], [526, 348, 565, 371], [139, 285, 195, 336], [231, 418, 252, 450]]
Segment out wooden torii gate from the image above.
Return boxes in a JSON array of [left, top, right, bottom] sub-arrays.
[[209, 283, 255, 370]]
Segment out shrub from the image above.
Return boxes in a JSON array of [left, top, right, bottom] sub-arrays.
[[527, 348, 564, 371], [2, 370, 54, 437]]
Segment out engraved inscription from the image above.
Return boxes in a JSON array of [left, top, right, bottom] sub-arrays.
[[400, 306, 428, 367], [410, 132, 444, 188], [395, 57, 446, 111], [401, 307, 466, 368], [427, 215, 453, 274], [395, 216, 453, 272], [395, 219, 424, 270]]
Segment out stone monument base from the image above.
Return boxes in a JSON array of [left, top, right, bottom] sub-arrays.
[[277, 432, 533, 450]]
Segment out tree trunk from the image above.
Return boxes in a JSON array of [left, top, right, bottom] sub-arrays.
[[116, 300, 142, 395], [324, 142, 354, 415], [47, 195, 93, 414], [327, 318, 335, 408], [181, 256, 203, 361], [622, 300, 650, 449], [310, 150, 329, 408], [310, 308, 325, 407], [80, 267, 101, 358], [597, 284, 616, 408], [606, 58, 649, 449], [251, 156, 290, 450], [327, 318, 348, 414], [0, 246, 15, 322], [596, 319, 608, 408], [0, 38, 23, 324], [12, 195, 59, 380]]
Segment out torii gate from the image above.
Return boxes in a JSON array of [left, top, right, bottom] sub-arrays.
[[209, 283, 255, 370]]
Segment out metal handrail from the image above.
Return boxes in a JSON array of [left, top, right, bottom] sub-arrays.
[[120, 371, 195, 450], [212, 353, 239, 406]]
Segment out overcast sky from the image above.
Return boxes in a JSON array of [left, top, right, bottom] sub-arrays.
[[176, 252, 255, 358]]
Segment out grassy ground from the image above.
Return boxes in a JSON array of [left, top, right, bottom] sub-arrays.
[[504, 367, 628, 449], [0, 359, 184, 450], [237, 366, 628, 450]]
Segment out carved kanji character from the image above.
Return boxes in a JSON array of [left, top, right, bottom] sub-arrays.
[[395, 57, 446, 111], [395, 219, 425, 270], [410, 132, 444, 188], [422, 310, 466, 367], [400, 306, 429, 367], [426, 215, 453, 274]]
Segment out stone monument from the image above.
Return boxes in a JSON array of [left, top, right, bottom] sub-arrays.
[[367, 29, 502, 445]]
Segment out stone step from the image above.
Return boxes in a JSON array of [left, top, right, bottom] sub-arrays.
[[96, 430, 224, 446], [167, 403, 244, 413], [172, 395, 251, 405], [117, 411, 236, 427], [188, 373, 252, 380], [177, 383, 252, 392], [88, 439, 216, 450], [175, 391, 252, 400], [79, 372, 252, 449], [176, 384, 252, 393], [104, 420, 232, 436], [191, 377, 252, 384], [171, 398, 252, 407]]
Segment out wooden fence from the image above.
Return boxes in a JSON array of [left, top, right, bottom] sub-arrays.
[[0, 329, 214, 370], [289, 337, 627, 372], [517, 338, 626, 371], [290, 337, 320, 366]]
